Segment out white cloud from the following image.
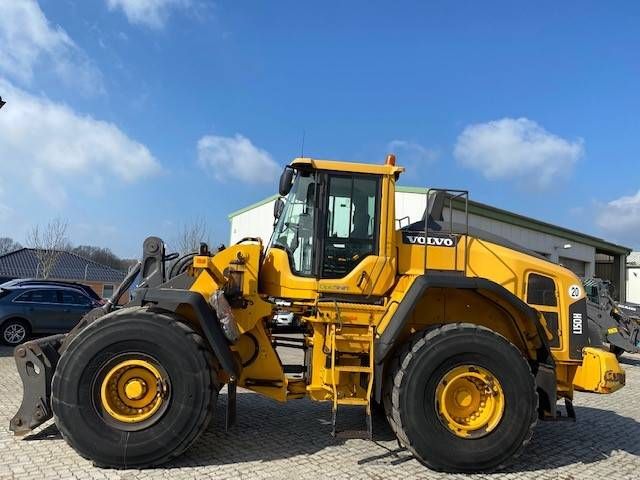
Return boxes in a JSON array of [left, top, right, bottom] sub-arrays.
[[197, 134, 280, 184], [387, 140, 439, 166], [0, 78, 160, 206], [0, 0, 103, 93], [454, 117, 584, 188], [596, 190, 640, 245], [106, 0, 191, 28]]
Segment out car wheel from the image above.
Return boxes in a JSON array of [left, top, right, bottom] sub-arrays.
[[1, 319, 30, 346]]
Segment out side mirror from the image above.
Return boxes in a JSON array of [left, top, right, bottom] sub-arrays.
[[273, 197, 285, 220], [279, 166, 294, 196]]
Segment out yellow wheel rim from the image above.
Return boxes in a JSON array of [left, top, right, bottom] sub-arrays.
[[99, 359, 167, 424], [435, 365, 505, 438]]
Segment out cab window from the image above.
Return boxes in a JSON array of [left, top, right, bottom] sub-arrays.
[[322, 174, 379, 279], [527, 273, 557, 306], [584, 285, 599, 304], [269, 171, 317, 276]]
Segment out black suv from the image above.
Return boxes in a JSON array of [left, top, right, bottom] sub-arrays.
[[0, 282, 101, 346]]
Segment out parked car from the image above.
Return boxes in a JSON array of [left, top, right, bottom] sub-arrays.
[[0, 278, 103, 303], [274, 311, 295, 326], [0, 283, 101, 346]]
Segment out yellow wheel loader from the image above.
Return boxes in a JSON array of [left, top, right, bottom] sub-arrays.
[[10, 155, 625, 472]]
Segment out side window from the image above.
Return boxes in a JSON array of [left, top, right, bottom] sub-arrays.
[[16, 289, 58, 303], [585, 285, 599, 304], [322, 175, 379, 279], [527, 273, 557, 306], [14, 291, 33, 302], [102, 284, 114, 299], [270, 173, 317, 276], [61, 290, 91, 305]]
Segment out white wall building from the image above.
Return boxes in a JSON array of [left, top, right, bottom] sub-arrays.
[[228, 186, 631, 300], [627, 252, 640, 304]]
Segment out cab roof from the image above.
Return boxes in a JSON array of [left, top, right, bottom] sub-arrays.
[[290, 157, 404, 176]]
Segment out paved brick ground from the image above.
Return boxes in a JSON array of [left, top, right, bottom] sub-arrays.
[[0, 344, 638, 480]]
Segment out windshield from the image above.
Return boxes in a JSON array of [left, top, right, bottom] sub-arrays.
[[268, 171, 316, 276]]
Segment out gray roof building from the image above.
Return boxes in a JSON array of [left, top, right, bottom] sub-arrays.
[[0, 248, 126, 284]]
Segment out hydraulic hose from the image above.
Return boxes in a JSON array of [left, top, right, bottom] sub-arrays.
[[104, 261, 142, 313], [169, 252, 197, 279]]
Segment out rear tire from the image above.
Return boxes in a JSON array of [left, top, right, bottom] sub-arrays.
[[1, 318, 30, 346], [383, 323, 537, 472], [52, 307, 219, 468]]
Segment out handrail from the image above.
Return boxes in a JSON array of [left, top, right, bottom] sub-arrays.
[[423, 188, 469, 276]]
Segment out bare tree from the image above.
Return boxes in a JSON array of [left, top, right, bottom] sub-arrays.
[[26, 218, 69, 279], [174, 218, 211, 255], [0, 237, 22, 255]]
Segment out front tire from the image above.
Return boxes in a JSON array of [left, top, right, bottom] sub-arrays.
[[1, 318, 30, 345], [52, 307, 219, 468], [383, 323, 537, 472]]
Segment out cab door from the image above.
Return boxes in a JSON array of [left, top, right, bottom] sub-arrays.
[[317, 173, 395, 297]]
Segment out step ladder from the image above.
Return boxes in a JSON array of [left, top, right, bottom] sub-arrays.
[[329, 324, 375, 439]]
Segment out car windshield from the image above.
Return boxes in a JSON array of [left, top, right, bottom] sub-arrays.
[[268, 171, 316, 276]]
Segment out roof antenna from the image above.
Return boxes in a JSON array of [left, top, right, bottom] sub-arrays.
[[300, 129, 306, 158]]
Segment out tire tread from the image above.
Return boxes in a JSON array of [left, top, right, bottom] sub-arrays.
[[52, 306, 219, 468], [383, 322, 538, 472]]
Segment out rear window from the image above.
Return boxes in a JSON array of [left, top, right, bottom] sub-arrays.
[[527, 273, 557, 306], [60, 290, 91, 306]]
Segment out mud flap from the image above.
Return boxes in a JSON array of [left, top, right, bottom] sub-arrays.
[[9, 334, 65, 435]]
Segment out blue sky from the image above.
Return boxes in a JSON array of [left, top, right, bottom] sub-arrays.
[[1, 1, 639, 257]]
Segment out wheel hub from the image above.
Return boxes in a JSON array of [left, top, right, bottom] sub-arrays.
[[124, 378, 147, 400], [99, 359, 167, 424], [4, 324, 26, 344], [435, 365, 505, 439]]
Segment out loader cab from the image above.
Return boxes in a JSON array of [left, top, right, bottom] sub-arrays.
[[260, 157, 402, 300]]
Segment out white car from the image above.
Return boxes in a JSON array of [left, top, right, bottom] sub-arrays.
[[274, 311, 295, 326]]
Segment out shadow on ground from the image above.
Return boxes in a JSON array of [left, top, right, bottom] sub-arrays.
[[620, 355, 640, 367], [168, 393, 639, 472], [23, 423, 62, 441], [502, 405, 639, 472], [0, 346, 15, 358], [0, 334, 51, 357], [19, 391, 639, 474]]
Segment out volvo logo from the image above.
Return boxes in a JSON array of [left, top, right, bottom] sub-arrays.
[[402, 232, 457, 247]]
